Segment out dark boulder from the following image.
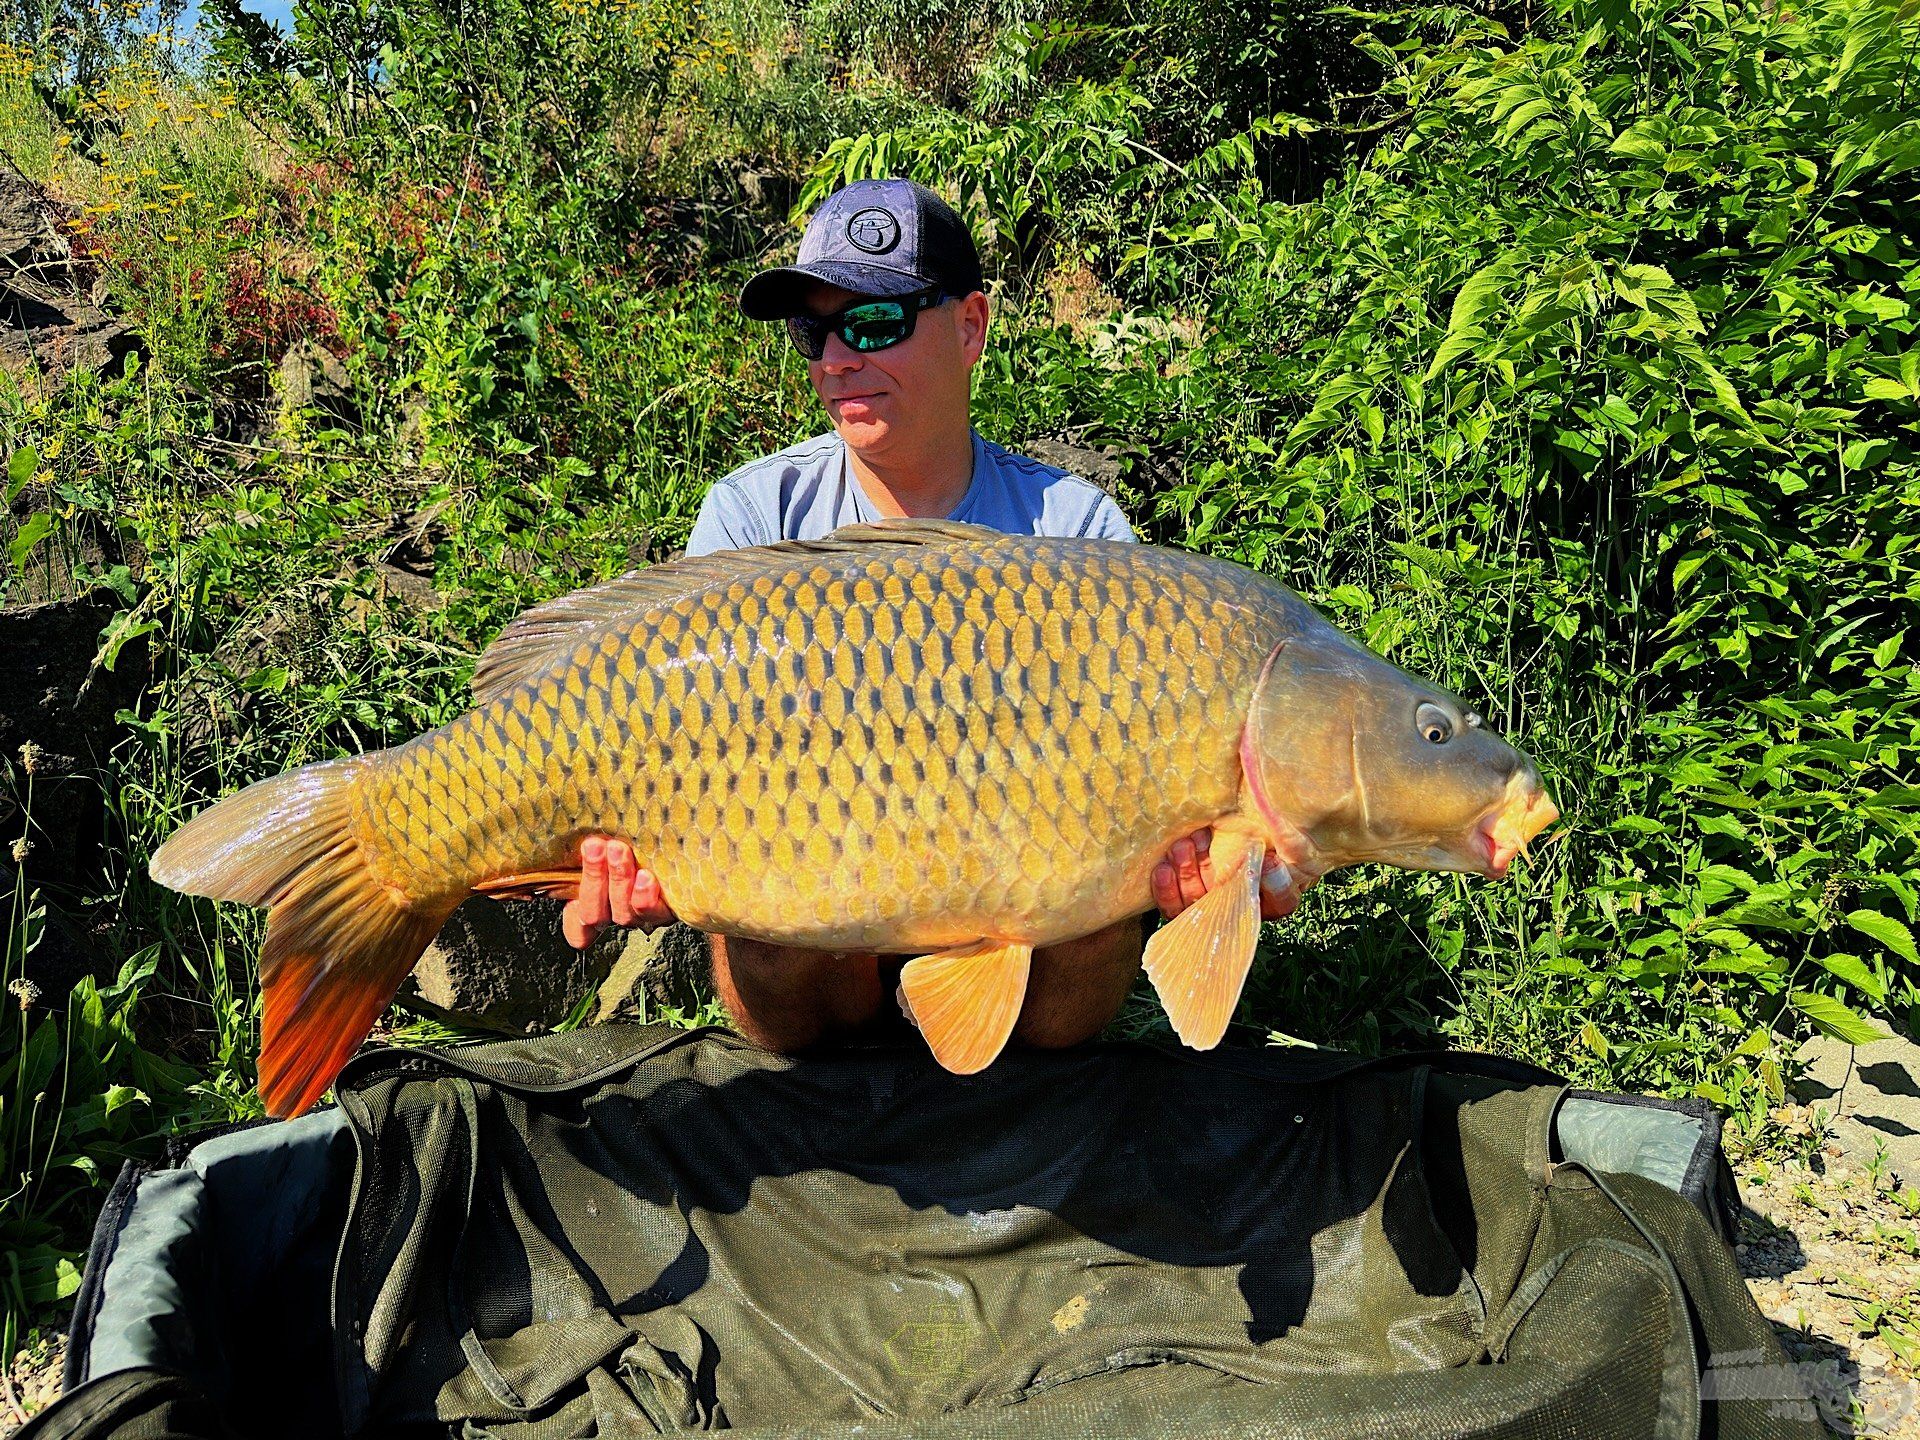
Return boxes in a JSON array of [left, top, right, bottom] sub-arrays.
[[396, 899, 715, 1034], [398, 894, 630, 1034], [0, 169, 140, 396], [0, 592, 152, 905]]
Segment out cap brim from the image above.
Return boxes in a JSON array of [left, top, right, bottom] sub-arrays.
[[738, 261, 930, 320]]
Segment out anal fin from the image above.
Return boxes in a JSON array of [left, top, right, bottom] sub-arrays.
[[472, 869, 584, 902], [899, 940, 1033, 1074], [1142, 844, 1264, 1050]]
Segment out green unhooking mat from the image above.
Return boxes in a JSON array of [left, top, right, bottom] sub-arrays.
[[34, 1026, 1824, 1438]]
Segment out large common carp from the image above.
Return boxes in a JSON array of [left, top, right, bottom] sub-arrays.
[[152, 520, 1557, 1116]]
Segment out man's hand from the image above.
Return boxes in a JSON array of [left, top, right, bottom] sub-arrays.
[[566, 826, 1298, 950], [562, 836, 676, 949], [1151, 827, 1304, 922]]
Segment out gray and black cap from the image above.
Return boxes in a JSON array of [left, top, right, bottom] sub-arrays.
[[738, 179, 985, 320]]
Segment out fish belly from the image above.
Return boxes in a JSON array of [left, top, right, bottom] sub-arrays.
[[370, 536, 1289, 952]]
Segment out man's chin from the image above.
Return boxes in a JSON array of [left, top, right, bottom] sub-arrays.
[[832, 415, 892, 449]]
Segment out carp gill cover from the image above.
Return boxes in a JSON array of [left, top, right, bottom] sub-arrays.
[[151, 521, 1559, 1116]]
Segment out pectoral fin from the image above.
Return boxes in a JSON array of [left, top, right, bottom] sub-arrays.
[[1142, 844, 1264, 1050], [899, 940, 1034, 1074], [472, 869, 585, 902]]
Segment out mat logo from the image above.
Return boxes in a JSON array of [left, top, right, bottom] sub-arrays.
[[885, 1303, 998, 1378], [1703, 1347, 1916, 1431]]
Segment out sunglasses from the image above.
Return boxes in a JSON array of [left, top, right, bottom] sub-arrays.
[[785, 289, 948, 361]]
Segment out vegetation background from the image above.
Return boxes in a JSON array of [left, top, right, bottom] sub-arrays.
[[1, 0, 1917, 1389]]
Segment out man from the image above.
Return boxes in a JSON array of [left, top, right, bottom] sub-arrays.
[[561, 179, 1297, 1051]]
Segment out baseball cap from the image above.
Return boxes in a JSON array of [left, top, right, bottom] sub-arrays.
[[738, 178, 986, 320]]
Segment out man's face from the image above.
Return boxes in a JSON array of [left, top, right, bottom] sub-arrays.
[[799, 282, 990, 455]]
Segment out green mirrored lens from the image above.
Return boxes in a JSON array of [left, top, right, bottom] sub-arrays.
[[842, 302, 909, 351]]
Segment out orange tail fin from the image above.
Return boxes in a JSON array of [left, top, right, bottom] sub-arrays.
[[150, 758, 454, 1117]]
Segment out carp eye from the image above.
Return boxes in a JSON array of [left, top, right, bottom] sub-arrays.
[[1417, 702, 1454, 745]]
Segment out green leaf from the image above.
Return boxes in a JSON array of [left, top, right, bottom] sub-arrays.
[[1791, 990, 1887, 1045], [1846, 909, 1920, 966], [1672, 551, 1713, 591], [1609, 814, 1665, 834], [1815, 952, 1887, 1004], [9, 510, 54, 571], [1609, 123, 1666, 161], [96, 613, 159, 673], [1580, 1019, 1609, 1058], [1760, 1056, 1784, 1101], [1425, 261, 1508, 381], [6, 445, 38, 501]]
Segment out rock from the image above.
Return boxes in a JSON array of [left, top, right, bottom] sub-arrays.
[[398, 895, 630, 1033], [594, 922, 713, 1022], [1021, 438, 1127, 497], [1793, 1030, 1920, 1186], [277, 337, 354, 421], [0, 171, 141, 396], [0, 593, 152, 901], [3, 504, 140, 609], [717, 157, 794, 218], [372, 561, 439, 610], [397, 901, 717, 1035], [0, 290, 138, 389]]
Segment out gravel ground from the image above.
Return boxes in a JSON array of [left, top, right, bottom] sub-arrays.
[[1734, 1105, 1920, 1437], [6, 1107, 1916, 1437], [2, 1331, 61, 1434]]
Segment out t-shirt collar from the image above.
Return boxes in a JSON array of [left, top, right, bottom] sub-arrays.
[[840, 429, 986, 524]]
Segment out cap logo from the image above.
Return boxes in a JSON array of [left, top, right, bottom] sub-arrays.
[[845, 208, 900, 255]]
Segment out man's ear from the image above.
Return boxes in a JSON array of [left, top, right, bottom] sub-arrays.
[[956, 290, 990, 367]]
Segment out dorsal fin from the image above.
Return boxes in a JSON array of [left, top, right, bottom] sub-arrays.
[[469, 520, 1006, 705], [470, 557, 762, 705], [818, 518, 1003, 546]]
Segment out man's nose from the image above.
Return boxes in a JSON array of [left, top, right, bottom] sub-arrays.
[[819, 331, 865, 369]]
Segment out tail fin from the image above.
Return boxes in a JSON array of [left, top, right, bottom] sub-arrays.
[[151, 758, 453, 1117]]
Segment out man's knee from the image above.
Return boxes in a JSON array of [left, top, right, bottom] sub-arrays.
[[1013, 918, 1146, 1050], [710, 935, 886, 1052]]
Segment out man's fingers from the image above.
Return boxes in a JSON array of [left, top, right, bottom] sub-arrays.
[[607, 840, 637, 927], [561, 904, 601, 950], [1259, 858, 1299, 920], [574, 837, 611, 929], [1193, 828, 1216, 897], [1173, 832, 1207, 908], [632, 869, 675, 931], [1152, 860, 1184, 920]]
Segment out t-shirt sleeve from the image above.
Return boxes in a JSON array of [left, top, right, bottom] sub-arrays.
[[685, 481, 768, 557], [1082, 491, 1138, 543]]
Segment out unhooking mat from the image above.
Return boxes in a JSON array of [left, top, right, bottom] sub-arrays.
[[30, 1025, 1825, 1438]]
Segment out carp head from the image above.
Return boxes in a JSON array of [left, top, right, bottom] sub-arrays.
[[1242, 635, 1558, 880]]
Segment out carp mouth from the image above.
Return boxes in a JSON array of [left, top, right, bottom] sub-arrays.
[[1474, 774, 1560, 878]]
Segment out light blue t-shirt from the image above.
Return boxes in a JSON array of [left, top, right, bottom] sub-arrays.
[[685, 429, 1135, 557]]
